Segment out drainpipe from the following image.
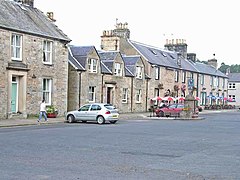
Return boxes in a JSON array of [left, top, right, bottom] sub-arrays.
[[78, 72, 82, 107], [101, 74, 104, 103], [131, 77, 133, 112], [196, 73, 199, 97], [145, 78, 149, 112], [196, 73, 199, 106]]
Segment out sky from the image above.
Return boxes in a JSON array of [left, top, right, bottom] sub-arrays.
[[35, 0, 240, 66]]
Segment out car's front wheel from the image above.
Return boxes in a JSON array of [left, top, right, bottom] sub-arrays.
[[67, 115, 75, 123], [109, 120, 117, 124], [97, 116, 105, 124]]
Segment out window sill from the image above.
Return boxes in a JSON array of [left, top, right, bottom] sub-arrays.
[[43, 62, 53, 66]]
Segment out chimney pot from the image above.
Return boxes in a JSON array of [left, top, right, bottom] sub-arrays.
[[47, 12, 56, 22]]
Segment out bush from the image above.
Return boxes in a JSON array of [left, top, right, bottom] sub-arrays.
[[46, 105, 58, 114]]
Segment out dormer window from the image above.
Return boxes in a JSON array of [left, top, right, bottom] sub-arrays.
[[88, 58, 97, 73], [11, 34, 22, 61], [43, 40, 53, 64], [114, 63, 122, 76]]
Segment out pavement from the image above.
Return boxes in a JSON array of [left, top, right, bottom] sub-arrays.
[[0, 109, 237, 128]]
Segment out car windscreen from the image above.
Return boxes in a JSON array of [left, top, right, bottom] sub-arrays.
[[104, 104, 115, 110]]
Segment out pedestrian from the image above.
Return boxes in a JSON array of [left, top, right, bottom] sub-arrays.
[[38, 99, 48, 122]]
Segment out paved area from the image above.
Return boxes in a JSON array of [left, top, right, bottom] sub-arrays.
[[0, 109, 237, 128]]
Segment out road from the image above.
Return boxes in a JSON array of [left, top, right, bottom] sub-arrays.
[[0, 111, 239, 180]]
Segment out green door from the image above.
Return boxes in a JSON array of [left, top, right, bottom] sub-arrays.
[[11, 83, 17, 112]]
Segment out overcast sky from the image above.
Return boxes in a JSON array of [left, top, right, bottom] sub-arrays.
[[35, 0, 239, 66]]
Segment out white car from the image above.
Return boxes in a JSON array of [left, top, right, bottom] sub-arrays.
[[65, 103, 119, 124]]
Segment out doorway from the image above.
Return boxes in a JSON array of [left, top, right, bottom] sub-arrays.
[[107, 87, 113, 104], [11, 76, 18, 113]]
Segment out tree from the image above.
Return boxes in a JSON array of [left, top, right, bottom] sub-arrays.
[[218, 63, 240, 73]]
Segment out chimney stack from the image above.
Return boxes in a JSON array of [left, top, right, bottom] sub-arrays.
[[208, 58, 218, 69], [187, 53, 197, 63], [17, 0, 34, 7]]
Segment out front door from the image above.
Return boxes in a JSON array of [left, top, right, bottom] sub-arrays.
[[11, 82, 17, 113], [107, 87, 112, 104]]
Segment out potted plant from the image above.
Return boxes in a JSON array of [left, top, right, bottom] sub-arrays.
[[46, 105, 58, 118]]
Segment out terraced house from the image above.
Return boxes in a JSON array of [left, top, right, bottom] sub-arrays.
[[0, 0, 71, 119], [68, 22, 228, 113], [100, 23, 228, 111], [68, 46, 146, 113]]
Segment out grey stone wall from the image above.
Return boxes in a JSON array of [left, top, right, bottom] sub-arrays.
[[67, 65, 80, 111], [25, 37, 69, 116], [0, 28, 69, 118], [0, 29, 8, 118]]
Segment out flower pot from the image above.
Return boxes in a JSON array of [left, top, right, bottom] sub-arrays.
[[47, 113, 57, 118]]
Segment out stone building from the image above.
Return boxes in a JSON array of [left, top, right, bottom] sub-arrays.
[[67, 46, 102, 111], [0, 0, 71, 119], [100, 22, 228, 110], [227, 73, 240, 106], [68, 46, 146, 113]]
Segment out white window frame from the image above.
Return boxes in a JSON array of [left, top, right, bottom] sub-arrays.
[[190, 72, 194, 79], [228, 95, 236, 101], [43, 40, 53, 64], [155, 67, 160, 80], [154, 88, 160, 97], [210, 76, 213, 86], [213, 76, 219, 87], [136, 66, 143, 79], [11, 34, 22, 61], [114, 63, 122, 76], [175, 70, 179, 82], [136, 89, 142, 103], [228, 83, 236, 89], [88, 86, 96, 102], [122, 88, 128, 103], [200, 74, 204, 85], [222, 78, 225, 88], [42, 78, 52, 105], [88, 58, 97, 73], [182, 71, 186, 83]]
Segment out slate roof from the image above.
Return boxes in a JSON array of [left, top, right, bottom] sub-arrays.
[[100, 61, 112, 74], [228, 73, 240, 82], [122, 55, 141, 75], [68, 51, 85, 71], [0, 0, 71, 42], [98, 51, 134, 76], [128, 39, 227, 78], [194, 62, 228, 78], [129, 40, 179, 69], [98, 51, 118, 72], [68, 46, 96, 71]]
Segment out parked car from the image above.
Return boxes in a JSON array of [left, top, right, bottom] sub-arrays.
[[155, 103, 184, 117], [65, 103, 119, 124], [155, 103, 199, 117]]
